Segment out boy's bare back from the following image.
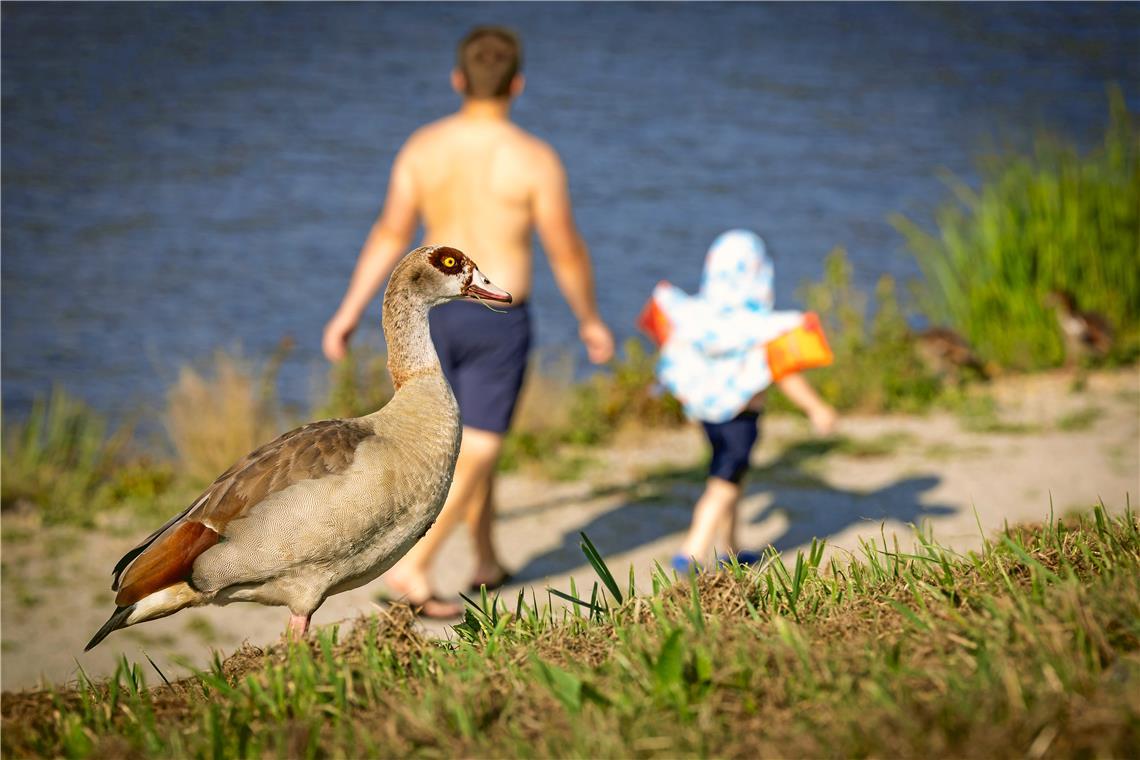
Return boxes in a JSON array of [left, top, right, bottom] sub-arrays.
[[400, 114, 565, 304], [323, 25, 610, 366]]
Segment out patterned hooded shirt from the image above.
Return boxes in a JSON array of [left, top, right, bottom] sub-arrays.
[[653, 229, 804, 423]]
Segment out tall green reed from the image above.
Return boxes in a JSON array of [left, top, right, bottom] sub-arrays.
[[893, 86, 1139, 369]]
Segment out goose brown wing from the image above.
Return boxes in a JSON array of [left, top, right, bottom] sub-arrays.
[[111, 419, 375, 606]]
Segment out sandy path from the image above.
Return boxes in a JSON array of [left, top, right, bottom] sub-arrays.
[[2, 368, 1136, 692]]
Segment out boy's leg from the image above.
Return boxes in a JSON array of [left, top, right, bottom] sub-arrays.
[[776, 373, 837, 435], [679, 477, 742, 563], [724, 481, 740, 553], [679, 411, 759, 565], [386, 427, 503, 616]]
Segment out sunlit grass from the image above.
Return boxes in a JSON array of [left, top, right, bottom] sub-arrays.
[[0, 387, 125, 526], [1056, 405, 1104, 432], [950, 393, 1041, 435]]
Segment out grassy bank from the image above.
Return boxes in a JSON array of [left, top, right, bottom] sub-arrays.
[[3, 507, 1137, 757]]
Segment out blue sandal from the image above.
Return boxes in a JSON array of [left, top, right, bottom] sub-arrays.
[[720, 550, 762, 566], [671, 554, 702, 574], [672, 550, 763, 575]]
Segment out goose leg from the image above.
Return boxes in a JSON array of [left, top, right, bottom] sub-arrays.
[[286, 613, 311, 641]]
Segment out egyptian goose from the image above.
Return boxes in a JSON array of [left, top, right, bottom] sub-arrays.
[[1045, 290, 1114, 365], [85, 245, 511, 649]]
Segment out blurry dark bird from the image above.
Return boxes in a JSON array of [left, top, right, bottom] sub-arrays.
[[1044, 290, 1114, 366], [911, 327, 989, 381]]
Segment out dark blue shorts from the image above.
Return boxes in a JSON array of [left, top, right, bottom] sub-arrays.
[[701, 410, 761, 484], [429, 299, 532, 434]]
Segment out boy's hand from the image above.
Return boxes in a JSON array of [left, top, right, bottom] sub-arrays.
[[579, 317, 615, 364], [809, 406, 838, 437], [322, 313, 358, 362], [775, 374, 837, 436]]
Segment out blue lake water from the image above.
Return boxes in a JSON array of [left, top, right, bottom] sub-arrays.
[[3, 2, 1138, 422]]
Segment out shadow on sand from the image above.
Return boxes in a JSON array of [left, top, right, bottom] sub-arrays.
[[510, 438, 957, 584]]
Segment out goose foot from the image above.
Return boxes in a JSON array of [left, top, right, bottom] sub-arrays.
[[286, 613, 311, 641]]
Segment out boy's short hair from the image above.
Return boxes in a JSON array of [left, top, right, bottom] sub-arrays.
[[456, 26, 522, 99]]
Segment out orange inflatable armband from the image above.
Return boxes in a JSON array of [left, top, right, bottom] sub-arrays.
[[636, 289, 674, 347], [766, 312, 833, 381]]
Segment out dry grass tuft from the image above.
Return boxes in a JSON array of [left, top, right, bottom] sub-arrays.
[[512, 354, 578, 440], [164, 349, 283, 485]]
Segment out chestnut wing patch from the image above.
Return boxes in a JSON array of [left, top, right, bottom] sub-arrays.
[[110, 419, 375, 596], [115, 521, 220, 606]]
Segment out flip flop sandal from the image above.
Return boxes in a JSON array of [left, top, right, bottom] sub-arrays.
[[671, 554, 703, 574], [467, 572, 514, 594], [376, 591, 465, 620], [408, 595, 465, 620]]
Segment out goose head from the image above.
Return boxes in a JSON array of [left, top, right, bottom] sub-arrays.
[[383, 246, 513, 388], [393, 245, 513, 307]]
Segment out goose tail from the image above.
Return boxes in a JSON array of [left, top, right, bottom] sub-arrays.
[[85, 605, 136, 651], [85, 582, 202, 651]]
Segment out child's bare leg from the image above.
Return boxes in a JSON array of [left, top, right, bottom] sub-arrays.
[[776, 373, 837, 435], [724, 487, 740, 554], [679, 477, 741, 562]]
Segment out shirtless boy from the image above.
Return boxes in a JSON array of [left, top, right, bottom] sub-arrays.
[[323, 26, 614, 616]]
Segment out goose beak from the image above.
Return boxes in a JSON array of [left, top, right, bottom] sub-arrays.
[[464, 268, 513, 304]]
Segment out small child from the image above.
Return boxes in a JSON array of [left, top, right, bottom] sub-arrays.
[[644, 229, 837, 572]]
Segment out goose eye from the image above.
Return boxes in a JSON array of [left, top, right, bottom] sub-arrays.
[[442, 256, 456, 268]]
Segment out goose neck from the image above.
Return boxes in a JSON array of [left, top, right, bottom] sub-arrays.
[[382, 289, 442, 390]]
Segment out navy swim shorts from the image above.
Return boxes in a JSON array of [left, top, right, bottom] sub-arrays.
[[701, 410, 761, 484], [429, 299, 532, 434]]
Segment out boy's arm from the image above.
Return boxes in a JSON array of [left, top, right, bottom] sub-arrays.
[[532, 145, 614, 364], [775, 374, 838, 435], [323, 145, 420, 362]]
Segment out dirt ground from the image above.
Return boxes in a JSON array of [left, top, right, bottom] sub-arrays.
[[2, 368, 1137, 692]]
